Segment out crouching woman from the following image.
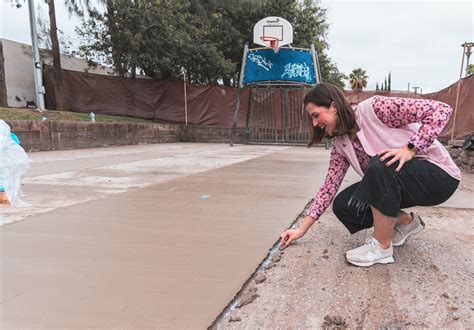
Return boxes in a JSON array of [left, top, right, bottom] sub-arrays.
[[280, 83, 460, 267]]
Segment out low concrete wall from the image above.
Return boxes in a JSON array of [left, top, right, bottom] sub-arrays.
[[7, 120, 246, 152], [181, 125, 246, 144], [8, 121, 181, 152]]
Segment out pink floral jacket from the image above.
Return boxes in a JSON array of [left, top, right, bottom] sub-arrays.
[[307, 96, 459, 220]]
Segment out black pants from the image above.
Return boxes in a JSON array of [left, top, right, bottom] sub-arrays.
[[333, 156, 459, 234]]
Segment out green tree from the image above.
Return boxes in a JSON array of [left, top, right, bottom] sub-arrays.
[[77, 0, 235, 83], [318, 55, 347, 88], [37, 13, 74, 54], [294, 0, 346, 87], [375, 81, 379, 91], [388, 71, 391, 91], [348, 68, 368, 91], [77, 0, 156, 78], [207, 1, 264, 85], [76, 0, 345, 86]]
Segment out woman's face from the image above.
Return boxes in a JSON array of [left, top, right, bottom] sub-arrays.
[[306, 102, 338, 136]]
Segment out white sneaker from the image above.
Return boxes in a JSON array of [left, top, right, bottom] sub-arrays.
[[345, 237, 394, 267], [392, 212, 425, 247]]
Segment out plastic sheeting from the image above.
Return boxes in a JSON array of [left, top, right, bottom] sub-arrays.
[[0, 120, 30, 207]]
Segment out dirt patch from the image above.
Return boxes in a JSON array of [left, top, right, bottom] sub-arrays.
[[236, 286, 259, 308], [322, 315, 348, 329], [254, 274, 267, 284], [219, 206, 474, 328]]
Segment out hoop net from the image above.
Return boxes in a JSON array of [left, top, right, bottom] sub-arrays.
[[260, 36, 280, 50]]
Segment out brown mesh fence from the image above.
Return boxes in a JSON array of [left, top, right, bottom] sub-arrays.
[[422, 75, 474, 140], [343, 90, 423, 104], [245, 87, 311, 143], [44, 68, 249, 127], [342, 83, 473, 140], [44, 67, 473, 139]]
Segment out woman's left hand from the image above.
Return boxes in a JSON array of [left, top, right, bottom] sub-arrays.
[[378, 147, 416, 172]]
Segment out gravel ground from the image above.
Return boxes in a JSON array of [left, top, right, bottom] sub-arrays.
[[218, 193, 474, 328]]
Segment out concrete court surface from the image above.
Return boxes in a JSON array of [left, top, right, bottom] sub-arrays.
[[0, 143, 337, 328], [1, 143, 473, 328]]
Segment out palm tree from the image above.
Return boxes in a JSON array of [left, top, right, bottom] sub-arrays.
[[348, 68, 369, 91], [467, 64, 474, 76], [0, 40, 8, 107]]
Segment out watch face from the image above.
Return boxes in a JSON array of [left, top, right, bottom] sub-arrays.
[[407, 143, 415, 150]]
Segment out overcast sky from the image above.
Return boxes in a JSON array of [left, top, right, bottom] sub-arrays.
[[1, 0, 473, 93], [321, 0, 473, 92]]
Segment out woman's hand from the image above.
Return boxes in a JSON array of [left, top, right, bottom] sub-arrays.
[[279, 227, 305, 249], [378, 146, 417, 172]]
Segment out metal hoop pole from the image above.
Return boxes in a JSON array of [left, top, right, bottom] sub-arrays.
[[28, 0, 45, 109], [182, 68, 188, 126], [310, 44, 322, 83], [245, 86, 254, 143], [283, 89, 289, 141], [230, 43, 249, 146], [451, 43, 467, 141]]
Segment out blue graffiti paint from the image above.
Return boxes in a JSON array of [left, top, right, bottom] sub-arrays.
[[243, 48, 316, 85]]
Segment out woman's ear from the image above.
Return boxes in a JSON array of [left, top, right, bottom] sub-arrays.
[[331, 101, 337, 113]]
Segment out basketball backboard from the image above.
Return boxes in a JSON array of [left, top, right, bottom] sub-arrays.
[[253, 16, 293, 49]]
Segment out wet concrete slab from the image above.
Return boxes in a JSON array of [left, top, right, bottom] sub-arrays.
[[1, 143, 472, 328], [1, 143, 295, 225], [0, 143, 334, 328]]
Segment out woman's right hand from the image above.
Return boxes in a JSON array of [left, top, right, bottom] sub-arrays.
[[279, 227, 305, 249]]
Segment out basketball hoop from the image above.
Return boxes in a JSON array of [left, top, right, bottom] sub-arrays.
[[254, 17, 292, 50], [260, 36, 280, 52]]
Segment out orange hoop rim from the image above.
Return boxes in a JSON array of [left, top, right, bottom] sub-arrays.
[[260, 36, 280, 49]]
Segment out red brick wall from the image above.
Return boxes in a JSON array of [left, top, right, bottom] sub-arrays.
[[7, 121, 246, 152]]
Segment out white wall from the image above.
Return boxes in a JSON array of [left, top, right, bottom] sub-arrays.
[[1, 38, 115, 107], [2, 39, 37, 107]]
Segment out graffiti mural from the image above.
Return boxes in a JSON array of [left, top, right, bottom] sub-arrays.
[[281, 62, 310, 81], [248, 53, 273, 71], [243, 48, 316, 85]]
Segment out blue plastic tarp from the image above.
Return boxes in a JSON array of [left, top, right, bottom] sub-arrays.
[[0, 121, 30, 206]]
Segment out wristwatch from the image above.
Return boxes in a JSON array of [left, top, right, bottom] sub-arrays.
[[407, 142, 418, 153]]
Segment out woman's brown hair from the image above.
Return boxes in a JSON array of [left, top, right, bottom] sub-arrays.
[[303, 82, 355, 147]]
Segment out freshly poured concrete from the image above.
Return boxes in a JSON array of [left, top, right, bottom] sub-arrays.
[[1, 143, 293, 224], [1, 143, 472, 328], [0, 144, 333, 328]]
